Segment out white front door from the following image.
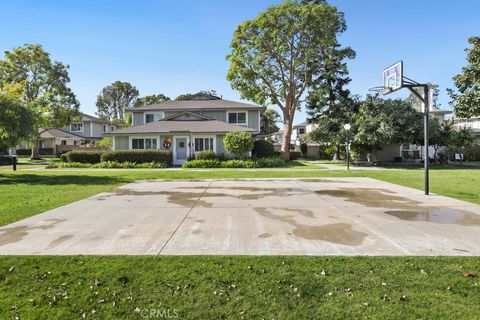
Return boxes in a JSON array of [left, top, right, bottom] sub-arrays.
[[174, 137, 188, 165]]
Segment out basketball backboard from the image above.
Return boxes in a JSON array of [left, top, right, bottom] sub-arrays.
[[382, 61, 403, 94]]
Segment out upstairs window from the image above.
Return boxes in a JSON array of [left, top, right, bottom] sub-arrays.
[[228, 112, 247, 126], [298, 128, 305, 134], [145, 112, 164, 123], [70, 123, 83, 132], [102, 124, 107, 133]]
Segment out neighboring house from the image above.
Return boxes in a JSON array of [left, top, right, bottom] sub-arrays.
[[453, 116, 480, 137], [17, 113, 115, 155], [272, 121, 319, 156], [104, 93, 264, 165]]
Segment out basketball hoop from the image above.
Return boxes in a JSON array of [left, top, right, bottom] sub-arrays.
[[368, 86, 392, 95]]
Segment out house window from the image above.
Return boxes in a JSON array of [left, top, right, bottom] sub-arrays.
[[110, 126, 115, 131], [132, 138, 157, 149], [298, 128, 305, 134], [228, 112, 247, 125], [102, 124, 107, 133], [61, 140, 67, 145], [194, 137, 214, 152], [70, 123, 83, 132], [145, 113, 164, 123]]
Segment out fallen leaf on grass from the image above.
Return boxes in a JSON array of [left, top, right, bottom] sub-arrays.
[[462, 272, 475, 278]]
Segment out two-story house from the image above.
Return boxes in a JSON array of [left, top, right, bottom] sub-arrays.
[[17, 113, 115, 154], [104, 93, 264, 165]]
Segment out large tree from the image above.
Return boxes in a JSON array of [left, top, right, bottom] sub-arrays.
[[448, 37, 480, 118], [96, 81, 139, 120], [134, 93, 171, 108], [0, 44, 80, 158], [226, 0, 354, 160], [352, 95, 423, 162], [260, 109, 281, 134], [0, 90, 34, 150], [174, 90, 218, 101]]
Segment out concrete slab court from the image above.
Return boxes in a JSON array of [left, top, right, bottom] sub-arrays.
[[1, 178, 480, 255]]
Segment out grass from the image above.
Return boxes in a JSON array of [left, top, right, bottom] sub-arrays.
[[1, 256, 479, 319], [1, 167, 480, 227]]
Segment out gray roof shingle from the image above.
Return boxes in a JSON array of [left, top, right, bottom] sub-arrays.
[[105, 120, 256, 135], [130, 98, 264, 111]]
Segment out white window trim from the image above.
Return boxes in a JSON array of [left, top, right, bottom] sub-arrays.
[[226, 110, 248, 127], [70, 122, 84, 133], [144, 112, 165, 124], [192, 135, 217, 153], [128, 136, 160, 150]]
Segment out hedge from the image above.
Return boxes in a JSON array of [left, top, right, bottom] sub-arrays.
[[0, 156, 13, 165], [101, 150, 172, 165], [182, 157, 285, 168], [195, 150, 217, 160], [16, 148, 54, 156], [64, 151, 103, 164], [252, 140, 275, 158], [48, 161, 169, 169]]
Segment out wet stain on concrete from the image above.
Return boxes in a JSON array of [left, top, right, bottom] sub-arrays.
[[192, 229, 202, 234], [298, 179, 346, 183], [195, 219, 205, 223], [385, 209, 480, 226], [258, 232, 272, 238], [0, 219, 66, 246], [254, 207, 367, 245], [47, 235, 73, 249], [315, 188, 480, 226], [108, 186, 310, 208]]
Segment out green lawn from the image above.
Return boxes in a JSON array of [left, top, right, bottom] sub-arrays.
[[1, 166, 480, 227], [1, 166, 480, 318], [1, 256, 479, 319]]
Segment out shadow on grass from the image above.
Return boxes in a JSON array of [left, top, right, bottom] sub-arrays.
[[0, 174, 131, 186]]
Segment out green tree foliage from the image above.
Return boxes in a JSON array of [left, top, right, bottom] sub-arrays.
[[0, 92, 34, 149], [406, 83, 441, 112], [449, 126, 475, 157], [226, 1, 354, 160], [134, 93, 171, 108], [427, 118, 454, 161], [260, 109, 281, 134], [175, 90, 218, 101], [0, 44, 80, 158], [352, 96, 423, 162], [96, 81, 139, 120], [223, 131, 254, 159], [448, 37, 480, 118]]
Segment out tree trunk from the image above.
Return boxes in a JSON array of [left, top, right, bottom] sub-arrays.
[[332, 144, 340, 161], [31, 136, 41, 159], [281, 119, 293, 161]]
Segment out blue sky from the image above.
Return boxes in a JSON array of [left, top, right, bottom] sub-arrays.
[[1, 0, 478, 124]]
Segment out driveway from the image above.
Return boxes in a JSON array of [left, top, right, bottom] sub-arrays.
[[1, 178, 480, 255]]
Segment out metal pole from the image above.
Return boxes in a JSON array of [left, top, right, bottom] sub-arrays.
[[423, 85, 429, 195], [346, 131, 350, 171], [12, 155, 17, 171]]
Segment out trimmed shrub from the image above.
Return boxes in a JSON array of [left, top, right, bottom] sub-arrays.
[[300, 143, 308, 156], [255, 157, 285, 168], [65, 151, 103, 164], [289, 151, 302, 160], [101, 150, 172, 165], [223, 131, 254, 159], [182, 157, 285, 168], [182, 159, 222, 168], [50, 161, 169, 169], [16, 148, 54, 156], [0, 156, 13, 165], [60, 153, 68, 162], [195, 150, 217, 160], [252, 140, 275, 158]]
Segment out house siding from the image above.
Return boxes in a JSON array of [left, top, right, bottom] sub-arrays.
[[83, 122, 91, 137], [204, 111, 226, 122], [248, 110, 260, 131], [91, 122, 103, 137], [115, 136, 129, 150], [133, 112, 144, 126]]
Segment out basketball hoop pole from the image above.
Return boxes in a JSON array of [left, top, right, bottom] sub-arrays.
[[406, 84, 430, 195]]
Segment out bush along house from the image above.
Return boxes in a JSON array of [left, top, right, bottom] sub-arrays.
[[104, 92, 264, 165]]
